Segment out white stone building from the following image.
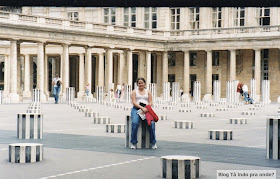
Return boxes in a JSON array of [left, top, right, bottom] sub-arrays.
[[0, 7, 279, 102]]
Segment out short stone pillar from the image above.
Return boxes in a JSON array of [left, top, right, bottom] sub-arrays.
[[209, 103, 219, 107], [216, 108, 228, 111], [209, 130, 232, 140], [161, 155, 201, 179], [96, 86, 104, 103], [9, 143, 43, 163], [171, 82, 180, 103], [160, 115, 167, 120], [124, 85, 132, 103], [174, 120, 193, 129], [106, 124, 125, 133], [163, 82, 171, 102], [149, 83, 157, 103], [114, 104, 124, 108], [213, 80, 221, 103], [93, 117, 111, 124], [226, 80, 239, 103], [250, 79, 256, 102], [125, 115, 150, 149], [85, 112, 99, 117], [249, 107, 259, 110], [193, 81, 201, 102], [123, 107, 132, 111], [179, 109, 191, 113], [230, 118, 247, 124], [267, 117, 280, 159], [80, 108, 91, 112], [32, 89, 41, 102], [0, 90, 3, 104], [66, 87, 75, 102], [227, 104, 237, 108], [163, 106, 173, 110], [17, 113, 43, 139], [241, 111, 255, 115], [262, 80, 271, 104], [201, 113, 214, 117], [181, 103, 190, 107], [27, 109, 41, 113], [197, 105, 207, 109]]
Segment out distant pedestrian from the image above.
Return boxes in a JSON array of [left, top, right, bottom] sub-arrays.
[[180, 87, 183, 96], [242, 84, 249, 104], [86, 83, 90, 96], [52, 74, 63, 104]]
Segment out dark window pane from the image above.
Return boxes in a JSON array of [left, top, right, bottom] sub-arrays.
[[171, 9, 175, 14], [218, 12, 221, 19], [218, 20, 221, 27], [111, 16, 115, 23], [132, 15, 136, 21], [152, 14, 157, 20], [177, 16, 180, 22], [152, 22, 157, 28], [131, 22, 136, 27], [264, 8, 270, 16], [177, 9, 180, 14], [176, 23, 180, 29], [263, 17, 270, 25], [240, 10, 244, 18], [240, 19, 244, 26]]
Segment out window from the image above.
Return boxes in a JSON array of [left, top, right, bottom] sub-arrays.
[[190, 52, 197, 66], [212, 52, 219, 66], [233, 7, 245, 27], [0, 6, 21, 13], [171, 8, 180, 30], [212, 7, 222, 28], [68, 12, 79, 21], [124, 7, 136, 27], [168, 52, 176, 66], [189, 7, 199, 29], [168, 74, 175, 83], [144, 7, 157, 29], [261, 49, 269, 80], [104, 8, 116, 25], [257, 7, 270, 26]]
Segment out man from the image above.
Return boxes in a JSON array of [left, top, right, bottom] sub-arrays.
[[52, 74, 63, 104]]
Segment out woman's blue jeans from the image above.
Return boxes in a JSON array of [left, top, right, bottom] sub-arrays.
[[53, 86, 60, 103], [244, 92, 249, 102], [130, 106, 156, 144]]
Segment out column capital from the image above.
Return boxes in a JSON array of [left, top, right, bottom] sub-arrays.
[[182, 50, 190, 53], [205, 49, 212, 53], [253, 48, 261, 51], [229, 49, 236, 52]]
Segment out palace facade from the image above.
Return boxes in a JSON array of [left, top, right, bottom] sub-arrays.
[[0, 7, 279, 102]]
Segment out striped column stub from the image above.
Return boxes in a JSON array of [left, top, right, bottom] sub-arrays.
[[179, 109, 191, 112], [209, 130, 233, 140], [241, 111, 255, 115], [227, 105, 237, 108], [85, 112, 99, 117], [163, 106, 173, 110], [209, 103, 219, 106], [93, 117, 111, 124], [197, 105, 207, 109], [174, 120, 193, 129], [200, 113, 214, 117], [9, 143, 43, 163], [17, 113, 43, 139], [106, 124, 125, 133], [266, 117, 280, 160], [161, 155, 201, 179], [229, 118, 247, 124], [216, 108, 228, 111], [125, 115, 151, 149], [181, 103, 190, 107], [249, 107, 259, 110], [26, 109, 41, 113], [160, 115, 168, 120]]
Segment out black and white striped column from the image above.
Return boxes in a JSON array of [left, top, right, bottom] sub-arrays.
[[161, 155, 200, 179], [93, 117, 111, 124], [66, 87, 75, 102], [174, 120, 193, 129], [230, 118, 247, 124], [0, 90, 3, 104], [96, 86, 104, 103], [209, 130, 232, 140], [267, 117, 280, 159], [106, 124, 125, 133], [17, 113, 43, 139], [9, 143, 43, 163], [125, 115, 150, 149], [32, 89, 41, 102]]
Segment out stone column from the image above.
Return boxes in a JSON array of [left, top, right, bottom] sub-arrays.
[[254, 48, 261, 98], [37, 42, 46, 102], [85, 47, 92, 95], [23, 54, 31, 98], [98, 52, 104, 86], [229, 50, 236, 81], [205, 50, 212, 99], [3, 55, 10, 96], [183, 50, 190, 94], [105, 48, 113, 89], [9, 40, 19, 102], [77, 53, 85, 98], [127, 49, 133, 86], [146, 51, 151, 89], [62, 44, 69, 94], [44, 54, 49, 97], [51, 58, 56, 95], [118, 51, 124, 85], [162, 51, 168, 83]]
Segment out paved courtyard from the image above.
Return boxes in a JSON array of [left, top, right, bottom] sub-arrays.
[[0, 99, 280, 179]]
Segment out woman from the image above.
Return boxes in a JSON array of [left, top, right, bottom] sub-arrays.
[[130, 77, 157, 149]]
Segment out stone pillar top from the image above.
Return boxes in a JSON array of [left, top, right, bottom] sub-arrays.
[[253, 48, 261, 51]]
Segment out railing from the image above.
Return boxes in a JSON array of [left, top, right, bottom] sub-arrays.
[[0, 11, 279, 40]]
